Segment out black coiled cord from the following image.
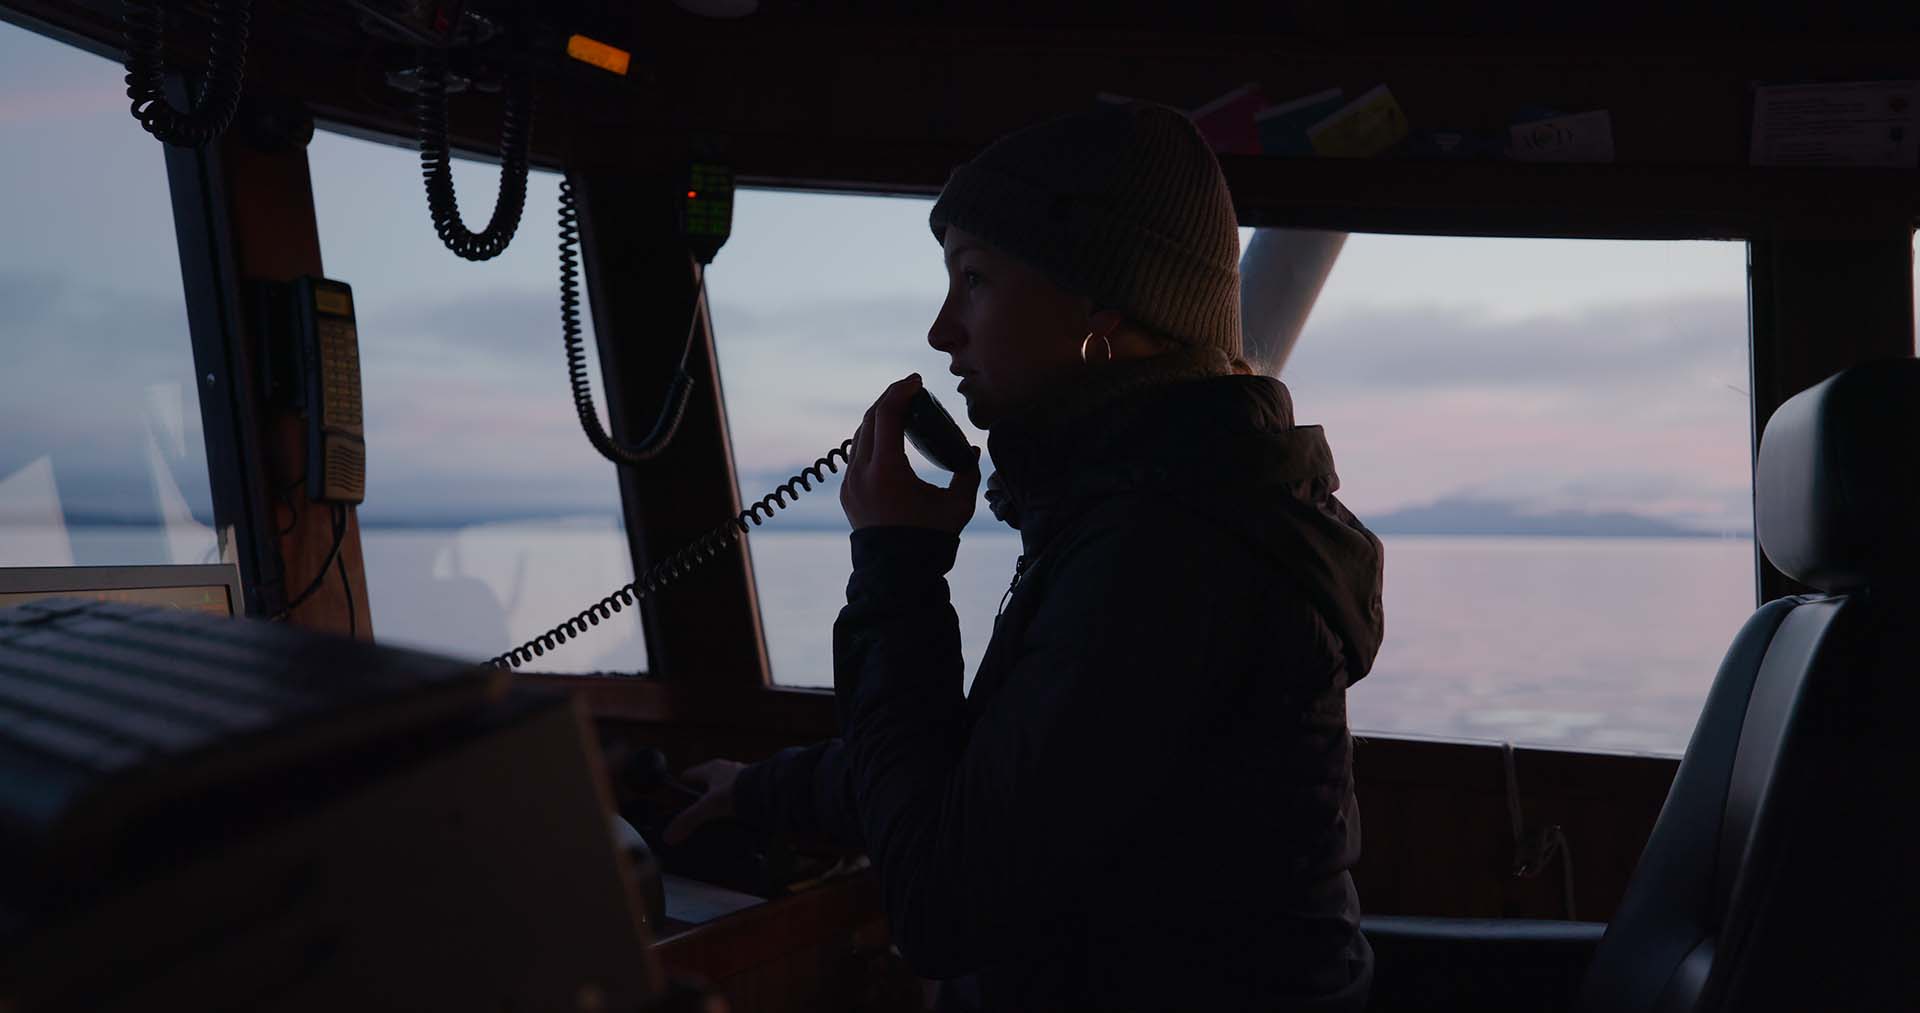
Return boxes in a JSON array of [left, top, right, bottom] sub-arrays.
[[490, 438, 857, 669], [122, 0, 252, 147], [417, 43, 532, 261], [558, 177, 699, 465]]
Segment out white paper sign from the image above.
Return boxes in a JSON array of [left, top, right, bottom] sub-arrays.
[[1509, 110, 1615, 163], [1751, 81, 1920, 167]]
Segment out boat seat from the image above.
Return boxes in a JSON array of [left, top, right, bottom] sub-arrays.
[[1580, 357, 1920, 1012], [1364, 915, 1603, 1012]]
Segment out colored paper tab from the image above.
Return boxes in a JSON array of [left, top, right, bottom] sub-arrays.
[[1308, 86, 1409, 158], [1190, 83, 1266, 155], [1257, 88, 1346, 157]]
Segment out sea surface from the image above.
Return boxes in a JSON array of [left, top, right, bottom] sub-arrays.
[[343, 524, 1754, 757], [28, 523, 1751, 756]]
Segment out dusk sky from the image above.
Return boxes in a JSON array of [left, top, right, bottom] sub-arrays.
[[3, 19, 1912, 549]]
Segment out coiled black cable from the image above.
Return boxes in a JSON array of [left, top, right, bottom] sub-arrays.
[[122, 0, 252, 147], [490, 438, 856, 670], [557, 178, 700, 465], [417, 42, 532, 261]]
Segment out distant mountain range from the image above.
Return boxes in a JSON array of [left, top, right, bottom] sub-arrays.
[[335, 495, 1743, 539], [1364, 497, 1744, 538]]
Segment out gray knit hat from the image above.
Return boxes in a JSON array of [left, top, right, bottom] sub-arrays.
[[929, 101, 1243, 359]]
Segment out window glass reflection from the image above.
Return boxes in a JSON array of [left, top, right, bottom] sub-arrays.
[[0, 21, 218, 570], [710, 190, 1752, 755], [308, 131, 644, 672]]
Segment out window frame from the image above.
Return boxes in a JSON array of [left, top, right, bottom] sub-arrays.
[[0, 16, 265, 608], [8, 6, 1918, 932], [9, 10, 1914, 749]]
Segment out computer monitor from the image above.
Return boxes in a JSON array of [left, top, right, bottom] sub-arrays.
[[0, 564, 242, 617]]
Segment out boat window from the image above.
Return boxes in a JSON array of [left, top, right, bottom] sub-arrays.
[[712, 196, 1751, 754], [706, 191, 1018, 690], [0, 22, 219, 569], [307, 131, 645, 673], [1293, 235, 1751, 755]]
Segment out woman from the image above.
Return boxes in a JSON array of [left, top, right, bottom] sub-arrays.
[[668, 101, 1385, 1011]]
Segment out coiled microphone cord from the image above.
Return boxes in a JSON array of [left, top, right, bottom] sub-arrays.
[[557, 178, 700, 465], [417, 42, 532, 261], [122, 0, 252, 147], [491, 438, 856, 669]]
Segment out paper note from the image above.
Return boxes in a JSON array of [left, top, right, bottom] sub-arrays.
[[1257, 88, 1345, 156], [1750, 81, 1920, 167], [1191, 83, 1265, 155], [661, 873, 764, 925], [1509, 110, 1615, 163], [1308, 86, 1409, 158]]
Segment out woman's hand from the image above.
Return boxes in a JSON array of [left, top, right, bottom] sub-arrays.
[[841, 374, 982, 533], [664, 759, 745, 846]]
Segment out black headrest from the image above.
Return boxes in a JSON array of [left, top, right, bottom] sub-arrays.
[[1757, 358, 1920, 593]]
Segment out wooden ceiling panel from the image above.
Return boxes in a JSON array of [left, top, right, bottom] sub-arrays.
[[6, 0, 1918, 237]]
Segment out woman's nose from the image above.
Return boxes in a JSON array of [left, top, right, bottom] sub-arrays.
[[927, 298, 961, 353]]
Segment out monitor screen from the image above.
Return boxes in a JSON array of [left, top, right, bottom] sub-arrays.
[[0, 564, 241, 618]]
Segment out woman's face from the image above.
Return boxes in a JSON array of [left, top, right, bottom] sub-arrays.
[[927, 226, 1089, 430]]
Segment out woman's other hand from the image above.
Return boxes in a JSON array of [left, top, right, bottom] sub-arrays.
[[664, 759, 746, 846], [842, 374, 982, 533]]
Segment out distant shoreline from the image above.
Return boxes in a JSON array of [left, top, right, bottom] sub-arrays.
[[345, 521, 1750, 540], [39, 509, 1751, 541]]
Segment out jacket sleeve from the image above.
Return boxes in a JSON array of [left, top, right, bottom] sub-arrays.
[[731, 738, 864, 851], [835, 511, 1271, 979], [726, 522, 973, 852]]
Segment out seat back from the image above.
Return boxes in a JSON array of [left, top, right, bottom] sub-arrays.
[[1581, 359, 1920, 1013]]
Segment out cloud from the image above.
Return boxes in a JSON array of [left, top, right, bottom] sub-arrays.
[[710, 293, 941, 350], [710, 293, 961, 473], [0, 82, 123, 125], [0, 272, 62, 323], [0, 274, 214, 518], [368, 287, 574, 360], [1288, 294, 1747, 393], [1, 264, 1760, 535], [0, 25, 124, 125], [1284, 293, 1753, 528]]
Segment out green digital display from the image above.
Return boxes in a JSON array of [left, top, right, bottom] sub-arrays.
[[682, 162, 734, 263]]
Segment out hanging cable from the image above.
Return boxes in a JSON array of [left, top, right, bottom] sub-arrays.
[[416, 38, 532, 261], [492, 436, 854, 669], [1503, 742, 1579, 919], [336, 508, 357, 639], [122, 0, 253, 147], [274, 504, 347, 621], [557, 177, 700, 465]]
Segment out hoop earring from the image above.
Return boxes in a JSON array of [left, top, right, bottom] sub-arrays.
[[1080, 332, 1113, 366]]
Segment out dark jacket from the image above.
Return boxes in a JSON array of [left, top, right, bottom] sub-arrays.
[[734, 348, 1385, 1011]]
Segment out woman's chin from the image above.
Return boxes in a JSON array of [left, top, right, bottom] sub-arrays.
[[961, 395, 993, 431]]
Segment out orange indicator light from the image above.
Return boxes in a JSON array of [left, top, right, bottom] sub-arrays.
[[566, 34, 631, 76], [687, 190, 698, 198]]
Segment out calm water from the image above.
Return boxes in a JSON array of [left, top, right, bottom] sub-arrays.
[[345, 525, 1753, 757], [33, 523, 1748, 755]]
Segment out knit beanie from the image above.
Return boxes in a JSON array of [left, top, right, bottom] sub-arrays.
[[929, 101, 1243, 359]]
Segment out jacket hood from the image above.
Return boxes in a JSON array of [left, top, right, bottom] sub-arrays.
[[986, 347, 1386, 681]]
